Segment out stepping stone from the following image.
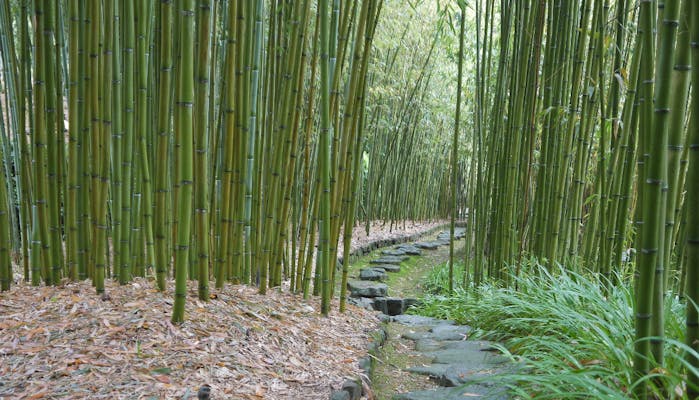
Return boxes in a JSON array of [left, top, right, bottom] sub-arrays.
[[392, 385, 508, 400], [414, 339, 445, 352], [373, 297, 404, 316], [347, 280, 388, 297], [392, 314, 455, 327], [382, 249, 408, 257], [359, 267, 388, 281], [395, 244, 422, 255], [402, 297, 420, 312], [371, 255, 409, 264], [347, 296, 375, 310], [402, 325, 472, 341], [372, 263, 401, 273], [414, 241, 442, 250], [425, 348, 508, 366], [430, 324, 473, 341], [414, 339, 495, 353], [407, 364, 508, 387]]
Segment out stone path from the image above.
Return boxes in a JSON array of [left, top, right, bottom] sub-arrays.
[[347, 228, 466, 315], [390, 315, 510, 400], [345, 228, 512, 399]]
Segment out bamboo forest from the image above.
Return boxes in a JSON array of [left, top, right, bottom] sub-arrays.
[[0, 0, 698, 398]]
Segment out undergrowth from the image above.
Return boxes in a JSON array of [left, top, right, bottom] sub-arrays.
[[411, 261, 699, 399]]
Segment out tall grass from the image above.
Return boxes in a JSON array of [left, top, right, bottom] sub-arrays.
[[422, 260, 467, 295], [411, 262, 699, 399]]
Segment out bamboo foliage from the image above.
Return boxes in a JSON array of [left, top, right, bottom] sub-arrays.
[[463, 0, 699, 393], [0, 0, 394, 316]]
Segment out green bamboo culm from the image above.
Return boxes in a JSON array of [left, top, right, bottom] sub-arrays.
[[66, 0, 80, 281], [117, 0, 135, 284], [0, 129, 10, 290], [449, 0, 466, 293], [172, 0, 195, 324], [111, 0, 124, 284], [632, 0, 660, 396], [684, 0, 699, 394], [216, 0, 238, 289], [91, 0, 108, 294], [318, 0, 332, 315], [32, 0, 55, 286], [648, 0, 681, 367], [154, 0, 174, 292], [194, 0, 213, 301]]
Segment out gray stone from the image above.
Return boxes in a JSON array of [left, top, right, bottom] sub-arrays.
[[341, 379, 362, 400], [386, 297, 404, 316], [372, 263, 401, 272], [347, 280, 388, 297], [347, 296, 375, 310], [406, 364, 448, 377], [425, 349, 509, 366], [402, 298, 420, 312], [395, 244, 422, 255], [441, 340, 498, 352], [414, 339, 496, 353], [330, 390, 350, 400], [359, 267, 388, 281], [392, 314, 455, 326], [382, 249, 408, 257], [439, 365, 511, 387], [370, 255, 409, 264], [392, 385, 508, 400], [358, 356, 372, 373], [430, 324, 473, 341], [377, 313, 392, 323], [373, 297, 388, 314], [402, 331, 438, 341], [437, 229, 466, 242], [374, 297, 402, 318], [414, 338, 445, 352], [414, 241, 440, 250]]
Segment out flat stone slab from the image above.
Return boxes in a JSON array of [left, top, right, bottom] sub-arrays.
[[393, 385, 508, 400], [413, 241, 442, 250], [430, 324, 473, 340], [437, 229, 466, 240], [395, 244, 422, 255], [392, 314, 455, 327], [347, 296, 375, 310], [403, 325, 472, 341], [371, 263, 401, 273], [414, 338, 493, 352], [407, 364, 508, 387], [373, 297, 404, 316], [414, 338, 445, 352], [370, 255, 409, 264], [359, 267, 388, 281], [426, 349, 509, 365], [347, 280, 388, 297], [382, 249, 408, 257]]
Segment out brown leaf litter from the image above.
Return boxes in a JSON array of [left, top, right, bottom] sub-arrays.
[[0, 279, 380, 399], [0, 221, 446, 399]]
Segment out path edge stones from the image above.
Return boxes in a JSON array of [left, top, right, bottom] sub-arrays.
[[330, 325, 388, 400], [337, 221, 466, 267]]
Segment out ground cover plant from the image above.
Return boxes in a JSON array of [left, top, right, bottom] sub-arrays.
[[414, 261, 699, 399]]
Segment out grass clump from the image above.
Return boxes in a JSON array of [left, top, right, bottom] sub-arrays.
[[411, 262, 699, 399]]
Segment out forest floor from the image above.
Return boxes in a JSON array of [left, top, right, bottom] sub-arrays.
[[0, 220, 447, 399]]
